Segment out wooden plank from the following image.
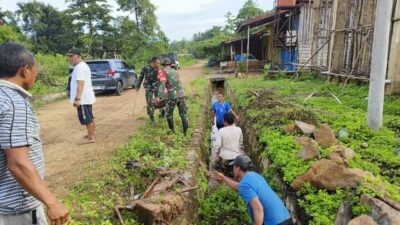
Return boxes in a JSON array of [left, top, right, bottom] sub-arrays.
[[311, 0, 322, 67], [386, 0, 400, 94], [328, 0, 348, 73]]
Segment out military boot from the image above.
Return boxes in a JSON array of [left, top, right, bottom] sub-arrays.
[[182, 118, 189, 136], [167, 117, 175, 133], [159, 108, 166, 119], [149, 115, 155, 125]]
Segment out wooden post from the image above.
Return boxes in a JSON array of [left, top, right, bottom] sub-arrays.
[[246, 25, 250, 75], [328, 0, 347, 73], [230, 45, 234, 61], [386, 0, 400, 94], [241, 34, 244, 55], [311, 0, 321, 67], [367, 0, 394, 130]]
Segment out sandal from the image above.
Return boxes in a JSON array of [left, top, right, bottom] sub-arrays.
[[78, 139, 95, 145]]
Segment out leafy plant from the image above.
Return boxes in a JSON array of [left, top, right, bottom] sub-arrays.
[[199, 186, 251, 225], [227, 74, 400, 224]]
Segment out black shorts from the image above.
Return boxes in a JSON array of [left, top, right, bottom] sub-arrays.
[[77, 105, 94, 125]]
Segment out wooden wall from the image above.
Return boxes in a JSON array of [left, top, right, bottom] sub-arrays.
[[386, 0, 400, 94], [298, 0, 332, 69], [298, 3, 313, 66]]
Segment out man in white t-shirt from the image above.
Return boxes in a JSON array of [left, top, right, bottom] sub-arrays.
[[215, 112, 244, 176], [67, 49, 96, 144]]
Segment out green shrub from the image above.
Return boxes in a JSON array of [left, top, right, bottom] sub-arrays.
[[227, 75, 400, 224], [31, 53, 69, 96], [179, 55, 198, 68], [199, 186, 251, 225]]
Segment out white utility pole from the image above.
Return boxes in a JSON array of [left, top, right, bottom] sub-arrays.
[[246, 25, 250, 75], [367, 0, 393, 130]]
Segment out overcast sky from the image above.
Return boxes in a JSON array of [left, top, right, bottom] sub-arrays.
[[0, 0, 273, 41]]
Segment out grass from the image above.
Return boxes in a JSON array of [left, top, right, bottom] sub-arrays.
[[227, 74, 400, 225], [63, 76, 207, 224], [179, 55, 198, 68], [31, 53, 70, 97]]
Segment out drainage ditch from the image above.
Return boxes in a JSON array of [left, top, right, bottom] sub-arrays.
[[196, 78, 307, 225], [115, 77, 305, 225]]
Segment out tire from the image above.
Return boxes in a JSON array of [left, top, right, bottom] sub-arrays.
[[116, 81, 123, 96]]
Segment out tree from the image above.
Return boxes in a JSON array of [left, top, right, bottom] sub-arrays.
[[224, 11, 236, 34], [169, 39, 190, 54], [235, 0, 265, 26], [189, 26, 231, 58], [116, 0, 160, 36], [0, 7, 4, 24], [66, 0, 114, 57], [115, 0, 168, 67], [16, 2, 79, 53]]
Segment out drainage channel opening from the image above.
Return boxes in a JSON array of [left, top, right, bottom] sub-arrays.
[[211, 79, 225, 95], [198, 78, 252, 225]]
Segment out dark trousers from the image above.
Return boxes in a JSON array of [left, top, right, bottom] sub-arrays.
[[277, 218, 294, 225], [216, 124, 224, 130]]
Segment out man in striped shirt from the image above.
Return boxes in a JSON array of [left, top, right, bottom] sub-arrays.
[[0, 42, 69, 225]]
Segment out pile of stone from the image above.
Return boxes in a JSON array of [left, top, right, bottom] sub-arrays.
[[283, 121, 400, 225]]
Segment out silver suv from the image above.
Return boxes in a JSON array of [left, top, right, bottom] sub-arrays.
[[67, 59, 137, 96]]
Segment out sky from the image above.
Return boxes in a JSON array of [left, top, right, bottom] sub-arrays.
[[0, 0, 273, 41]]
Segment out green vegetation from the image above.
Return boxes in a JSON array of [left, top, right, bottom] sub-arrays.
[[199, 186, 251, 225], [179, 55, 198, 68], [1, 0, 168, 98], [64, 76, 206, 224], [31, 54, 70, 96], [228, 75, 400, 224], [169, 0, 267, 59]]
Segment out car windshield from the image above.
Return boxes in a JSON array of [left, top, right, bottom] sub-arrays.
[[87, 61, 110, 73]]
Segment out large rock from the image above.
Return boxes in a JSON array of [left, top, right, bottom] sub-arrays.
[[328, 145, 356, 166], [283, 124, 298, 134], [348, 168, 374, 179], [335, 203, 352, 225], [292, 159, 364, 191], [134, 194, 185, 225], [361, 195, 400, 225], [343, 147, 356, 160], [328, 151, 348, 166], [347, 215, 378, 225], [295, 136, 320, 161], [295, 120, 316, 136], [314, 124, 336, 148]]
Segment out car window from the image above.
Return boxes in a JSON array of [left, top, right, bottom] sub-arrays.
[[122, 62, 130, 69], [87, 62, 110, 73], [115, 62, 125, 70]]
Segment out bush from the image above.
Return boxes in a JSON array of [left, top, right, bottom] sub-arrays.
[[199, 186, 251, 225], [31, 53, 69, 96], [228, 75, 400, 224], [179, 55, 198, 68]]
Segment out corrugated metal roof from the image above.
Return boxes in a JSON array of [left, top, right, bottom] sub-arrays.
[[236, 10, 288, 33]]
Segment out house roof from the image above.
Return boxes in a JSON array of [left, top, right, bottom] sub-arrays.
[[222, 27, 271, 46], [236, 10, 288, 33]]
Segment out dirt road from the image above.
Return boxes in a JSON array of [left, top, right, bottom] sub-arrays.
[[37, 63, 204, 196]]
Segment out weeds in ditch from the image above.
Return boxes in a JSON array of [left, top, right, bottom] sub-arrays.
[[228, 75, 400, 224], [199, 186, 251, 225]]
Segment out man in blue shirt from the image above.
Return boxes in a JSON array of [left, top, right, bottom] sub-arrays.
[[214, 155, 292, 225], [212, 93, 240, 130]]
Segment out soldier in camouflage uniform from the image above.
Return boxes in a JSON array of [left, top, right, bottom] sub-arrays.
[[157, 58, 188, 135], [135, 57, 160, 124]]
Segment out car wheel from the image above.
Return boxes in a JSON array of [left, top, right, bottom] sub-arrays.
[[116, 81, 123, 96]]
